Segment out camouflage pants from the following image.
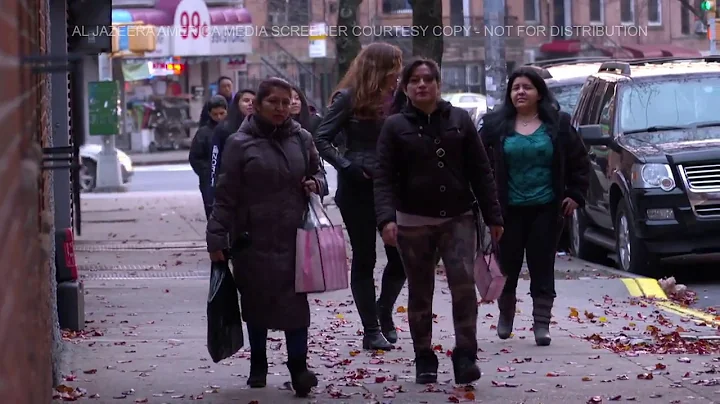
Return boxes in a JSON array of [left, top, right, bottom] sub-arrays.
[[396, 215, 478, 353]]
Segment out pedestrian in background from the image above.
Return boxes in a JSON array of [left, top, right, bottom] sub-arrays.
[[374, 58, 504, 385], [290, 86, 321, 134], [207, 89, 255, 207], [206, 78, 326, 397], [189, 95, 227, 219], [314, 42, 406, 351], [199, 76, 234, 128], [479, 67, 590, 346]]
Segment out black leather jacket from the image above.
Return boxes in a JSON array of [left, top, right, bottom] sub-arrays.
[[313, 89, 385, 180]]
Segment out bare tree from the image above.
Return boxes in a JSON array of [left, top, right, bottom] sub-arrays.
[[410, 0, 444, 67], [336, 0, 363, 80]]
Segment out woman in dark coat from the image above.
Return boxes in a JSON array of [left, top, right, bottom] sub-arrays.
[[314, 42, 406, 351], [206, 78, 327, 397], [374, 58, 503, 385], [479, 66, 591, 346]]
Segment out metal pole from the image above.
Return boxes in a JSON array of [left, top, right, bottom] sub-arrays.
[[94, 53, 125, 192], [710, 17, 717, 55], [483, 0, 507, 110]]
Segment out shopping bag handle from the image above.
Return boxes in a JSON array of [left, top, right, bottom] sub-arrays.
[[308, 193, 337, 227]]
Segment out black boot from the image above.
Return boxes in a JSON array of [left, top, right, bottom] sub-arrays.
[[246, 354, 267, 388], [377, 301, 398, 343], [362, 328, 394, 350], [414, 350, 439, 384], [497, 294, 516, 340], [286, 357, 318, 398], [451, 349, 481, 384], [532, 297, 553, 346]]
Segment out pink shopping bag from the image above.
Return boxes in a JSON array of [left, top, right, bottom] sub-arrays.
[[474, 251, 505, 302], [295, 194, 349, 293]]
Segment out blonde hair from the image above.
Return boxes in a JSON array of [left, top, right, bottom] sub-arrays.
[[332, 42, 403, 119]]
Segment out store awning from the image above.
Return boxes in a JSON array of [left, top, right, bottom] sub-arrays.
[[208, 7, 252, 24], [618, 44, 664, 58], [122, 8, 174, 26], [539, 40, 582, 54]]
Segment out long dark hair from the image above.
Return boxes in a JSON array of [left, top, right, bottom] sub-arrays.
[[224, 89, 255, 132], [483, 66, 559, 135], [291, 86, 312, 131], [390, 58, 442, 114]]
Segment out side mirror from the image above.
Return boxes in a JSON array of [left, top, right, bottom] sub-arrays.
[[578, 124, 611, 146]]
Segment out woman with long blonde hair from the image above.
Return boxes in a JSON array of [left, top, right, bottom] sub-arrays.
[[314, 43, 405, 351]]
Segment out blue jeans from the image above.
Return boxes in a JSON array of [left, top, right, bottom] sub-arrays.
[[247, 325, 308, 358]]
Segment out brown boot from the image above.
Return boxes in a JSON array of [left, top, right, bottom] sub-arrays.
[[497, 294, 516, 340], [532, 297, 553, 346]]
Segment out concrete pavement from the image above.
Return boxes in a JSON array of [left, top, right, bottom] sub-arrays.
[[56, 193, 720, 403]]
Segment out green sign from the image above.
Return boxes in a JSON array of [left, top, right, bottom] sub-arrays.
[[88, 81, 120, 136]]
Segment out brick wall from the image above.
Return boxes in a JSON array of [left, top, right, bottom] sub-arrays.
[[0, 0, 54, 402]]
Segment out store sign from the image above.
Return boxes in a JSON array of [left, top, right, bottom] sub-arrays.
[[172, 0, 212, 56], [210, 25, 252, 56]]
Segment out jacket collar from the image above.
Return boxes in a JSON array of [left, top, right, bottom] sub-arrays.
[[240, 114, 301, 139], [401, 100, 453, 122]]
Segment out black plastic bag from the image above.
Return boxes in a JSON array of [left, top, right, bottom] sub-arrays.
[[207, 260, 244, 363]]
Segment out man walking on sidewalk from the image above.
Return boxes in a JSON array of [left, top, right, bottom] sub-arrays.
[[190, 95, 227, 219], [199, 76, 234, 128]]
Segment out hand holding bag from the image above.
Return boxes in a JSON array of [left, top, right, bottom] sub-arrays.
[[472, 204, 506, 302], [206, 260, 244, 362], [295, 194, 349, 293]]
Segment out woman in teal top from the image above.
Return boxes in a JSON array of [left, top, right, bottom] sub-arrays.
[[479, 67, 591, 347]]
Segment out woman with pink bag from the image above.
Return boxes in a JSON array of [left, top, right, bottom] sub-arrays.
[[206, 78, 327, 398], [374, 58, 504, 386]]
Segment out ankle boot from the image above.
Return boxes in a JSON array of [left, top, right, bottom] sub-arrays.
[[497, 294, 516, 340], [532, 297, 553, 346], [414, 350, 439, 384], [247, 354, 267, 388], [286, 357, 318, 398], [376, 301, 398, 343], [362, 328, 394, 350], [451, 349, 481, 384]]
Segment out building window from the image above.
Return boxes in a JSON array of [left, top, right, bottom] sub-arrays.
[[267, 0, 309, 25], [647, 0, 661, 25], [524, 0, 539, 22], [681, 2, 690, 34], [620, 0, 634, 24], [589, 0, 604, 24], [382, 0, 412, 13]]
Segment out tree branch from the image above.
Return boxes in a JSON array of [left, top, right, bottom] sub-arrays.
[[676, 0, 707, 24]]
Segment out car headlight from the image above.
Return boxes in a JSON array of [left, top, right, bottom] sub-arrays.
[[631, 163, 675, 191]]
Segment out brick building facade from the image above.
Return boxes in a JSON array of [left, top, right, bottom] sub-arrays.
[[0, 0, 54, 402]]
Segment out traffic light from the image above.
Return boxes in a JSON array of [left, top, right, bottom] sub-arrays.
[[701, 0, 715, 12]]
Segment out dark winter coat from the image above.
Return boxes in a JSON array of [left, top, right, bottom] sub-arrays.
[[207, 117, 244, 205], [479, 110, 591, 216], [206, 115, 328, 330], [189, 120, 218, 198], [374, 101, 504, 230]]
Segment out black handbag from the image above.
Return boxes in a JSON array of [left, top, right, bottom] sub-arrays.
[[206, 260, 244, 363]]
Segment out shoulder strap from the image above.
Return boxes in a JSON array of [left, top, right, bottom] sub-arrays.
[[296, 132, 310, 177]]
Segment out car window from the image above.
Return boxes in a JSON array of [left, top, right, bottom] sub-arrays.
[[551, 84, 583, 113], [574, 78, 598, 126], [597, 83, 616, 136], [619, 76, 720, 132]]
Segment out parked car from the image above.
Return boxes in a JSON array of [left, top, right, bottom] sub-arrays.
[[79, 144, 134, 192], [443, 92, 487, 121], [569, 57, 720, 274]]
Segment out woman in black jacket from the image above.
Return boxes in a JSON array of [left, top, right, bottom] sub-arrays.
[[479, 66, 591, 346], [314, 42, 405, 351], [375, 58, 504, 385]]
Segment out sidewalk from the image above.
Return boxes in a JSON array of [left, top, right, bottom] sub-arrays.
[[129, 150, 188, 166], [59, 193, 720, 403]]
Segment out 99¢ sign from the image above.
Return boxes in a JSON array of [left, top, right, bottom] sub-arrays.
[[172, 0, 212, 56]]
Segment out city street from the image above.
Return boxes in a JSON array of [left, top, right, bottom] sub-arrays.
[[129, 162, 338, 196], [53, 189, 720, 403]]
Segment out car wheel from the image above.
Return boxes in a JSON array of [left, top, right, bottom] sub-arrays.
[[614, 199, 656, 275], [80, 159, 97, 192], [568, 209, 606, 261]]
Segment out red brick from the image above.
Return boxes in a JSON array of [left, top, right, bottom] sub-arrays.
[[0, 0, 53, 402]]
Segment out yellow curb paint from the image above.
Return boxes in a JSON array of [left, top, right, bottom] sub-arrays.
[[620, 277, 720, 327], [621, 278, 643, 297], [635, 278, 668, 299]]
